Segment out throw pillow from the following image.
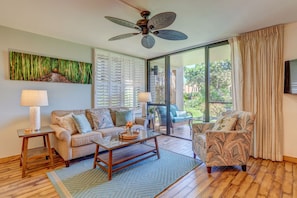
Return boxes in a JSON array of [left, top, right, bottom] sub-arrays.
[[110, 108, 136, 124], [72, 114, 92, 133], [89, 108, 114, 130], [212, 116, 237, 131], [115, 110, 133, 127], [55, 113, 77, 135]]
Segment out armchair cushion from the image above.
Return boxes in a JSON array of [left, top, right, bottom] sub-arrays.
[[176, 111, 187, 117], [172, 116, 192, 123], [212, 116, 237, 131]]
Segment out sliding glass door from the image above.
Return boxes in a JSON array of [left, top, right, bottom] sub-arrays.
[[147, 41, 231, 138], [147, 57, 172, 135]]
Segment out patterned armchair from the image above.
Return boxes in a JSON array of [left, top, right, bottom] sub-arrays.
[[192, 111, 255, 173]]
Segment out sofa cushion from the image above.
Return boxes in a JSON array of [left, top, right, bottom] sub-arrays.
[[110, 107, 136, 124], [55, 112, 78, 135], [72, 114, 92, 133], [71, 131, 102, 147], [51, 109, 86, 125], [115, 110, 133, 126], [87, 108, 114, 130]]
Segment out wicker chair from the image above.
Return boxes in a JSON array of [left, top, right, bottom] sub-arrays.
[[192, 110, 255, 173]]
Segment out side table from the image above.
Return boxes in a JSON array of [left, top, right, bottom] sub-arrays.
[[17, 126, 55, 177]]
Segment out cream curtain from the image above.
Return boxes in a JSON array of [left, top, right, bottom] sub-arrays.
[[229, 37, 243, 110], [230, 25, 284, 161]]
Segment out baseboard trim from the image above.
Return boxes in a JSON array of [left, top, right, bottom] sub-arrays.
[[0, 155, 20, 164], [283, 155, 297, 163]]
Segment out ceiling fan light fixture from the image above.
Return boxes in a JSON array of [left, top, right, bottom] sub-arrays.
[[141, 35, 155, 49]]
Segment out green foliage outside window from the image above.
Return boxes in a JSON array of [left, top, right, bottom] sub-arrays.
[[184, 59, 232, 121]]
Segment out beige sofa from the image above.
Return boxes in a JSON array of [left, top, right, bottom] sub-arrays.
[[50, 107, 147, 167]]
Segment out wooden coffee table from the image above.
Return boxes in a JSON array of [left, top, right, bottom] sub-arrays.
[[92, 130, 161, 180]]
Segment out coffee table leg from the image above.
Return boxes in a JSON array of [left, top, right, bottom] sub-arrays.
[[108, 150, 113, 180], [93, 144, 99, 169], [154, 137, 160, 159]]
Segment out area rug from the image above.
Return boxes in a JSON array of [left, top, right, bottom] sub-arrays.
[[47, 149, 201, 198]]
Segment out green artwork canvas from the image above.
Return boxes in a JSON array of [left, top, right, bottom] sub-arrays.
[[9, 51, 92, 84]]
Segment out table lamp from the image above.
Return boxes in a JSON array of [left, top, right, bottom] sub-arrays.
[[138, 92, 152, 117], [21, 90, 48, 131]]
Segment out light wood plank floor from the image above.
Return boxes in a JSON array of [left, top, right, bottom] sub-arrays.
[[0, 135, 296, 198]]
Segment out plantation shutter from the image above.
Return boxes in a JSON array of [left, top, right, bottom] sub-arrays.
[[94, 48, 145, 108]]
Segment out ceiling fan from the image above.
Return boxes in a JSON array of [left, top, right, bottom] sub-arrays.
[[105, 10, 188, 49]]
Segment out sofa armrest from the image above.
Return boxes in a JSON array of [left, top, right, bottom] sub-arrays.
[[192, 122, 215, 134], [135, 117, 148, 128], [50, 124, 71, 142]]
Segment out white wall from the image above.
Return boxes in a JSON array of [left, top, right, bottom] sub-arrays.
[[283, 22, 297, 158], [0, 26, 92, 158]]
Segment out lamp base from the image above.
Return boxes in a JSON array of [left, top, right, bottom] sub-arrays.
[[142, 103, 147, 117], [29, 106, 40, 131]]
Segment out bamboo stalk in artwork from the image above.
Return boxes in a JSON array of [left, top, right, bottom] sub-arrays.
[[9, 51, 92, 84]]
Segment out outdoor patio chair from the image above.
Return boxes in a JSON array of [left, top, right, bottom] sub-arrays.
[[155, 104, 193, 133]]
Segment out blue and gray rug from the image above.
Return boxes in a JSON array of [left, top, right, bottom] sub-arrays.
[[47, 149, 201, 198]]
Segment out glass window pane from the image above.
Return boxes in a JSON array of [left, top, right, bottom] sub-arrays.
[[209, 102, 233, 121], [179, 48, 206, 119], [209, 45, 232, 103], [149, 58, 166, 104]]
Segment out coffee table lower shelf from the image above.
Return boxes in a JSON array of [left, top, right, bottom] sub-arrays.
[[93, 144, 159, 180]]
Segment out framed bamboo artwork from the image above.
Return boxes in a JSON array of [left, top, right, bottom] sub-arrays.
[[9, 51, 92, 84]]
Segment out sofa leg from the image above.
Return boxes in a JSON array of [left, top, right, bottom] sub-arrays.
[[207, 167, 211, 173], [242, 165, 247, 171], [65, 160, 70, 167]]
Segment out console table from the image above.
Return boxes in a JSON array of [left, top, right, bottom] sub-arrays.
[[17, 126, 55, 177]]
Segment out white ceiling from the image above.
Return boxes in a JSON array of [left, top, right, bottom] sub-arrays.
[[1, 0, 297, 59]]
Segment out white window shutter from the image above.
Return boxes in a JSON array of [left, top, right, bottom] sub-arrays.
[[94, 49, 145, 108]]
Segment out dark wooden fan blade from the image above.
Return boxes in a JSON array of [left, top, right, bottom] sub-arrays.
[[108, 33, 140, 41], [148, 12, 176, 30], [141, 35, 155, 49], [105, 16, 140, 30], [153, 30, 188, 40]]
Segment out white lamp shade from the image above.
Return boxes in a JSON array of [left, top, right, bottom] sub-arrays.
[[138, 92, 152, 103], [21, 90, 48, 107]]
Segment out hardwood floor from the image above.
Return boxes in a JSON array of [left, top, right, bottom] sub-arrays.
[[0, 135, 296, 198]]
